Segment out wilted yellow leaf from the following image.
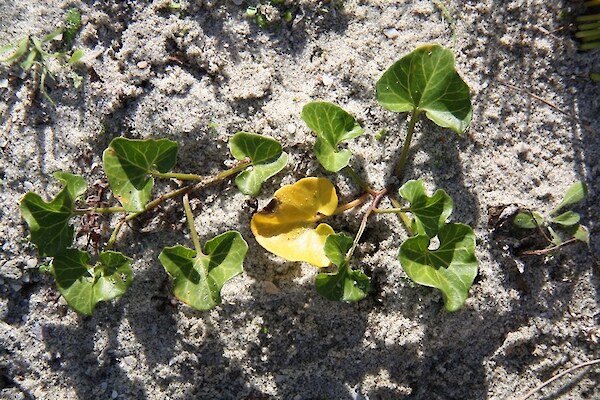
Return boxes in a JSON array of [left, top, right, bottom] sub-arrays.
[[251, 177, 338, 267]]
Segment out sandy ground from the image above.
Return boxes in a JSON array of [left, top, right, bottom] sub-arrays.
[[0, 0, 599, 399]]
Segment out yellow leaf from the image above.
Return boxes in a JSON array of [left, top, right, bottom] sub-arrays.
[[251, 177, 338, 267]]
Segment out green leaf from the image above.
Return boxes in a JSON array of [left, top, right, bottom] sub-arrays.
[[1, 37, 29, 62], [20, 172, 87, 257], [513, 211, 544, 229], [399, 223, 478, 312], [572, 224, 589, 244], [551, 181, 587, 214], [103, 137, 178, 212], [51, 249, 133, 315], [228, 132, 288, 196], [68, 48, 84, 65], [399, 179, 453, 238], [63, 8, 82, 47], [315, 234, 370, 302], [20, 48, 37, 71], [549, 211, 581, 227], [159, 231, 248, 311], [547, 226, 562, 246], [376, 44, 472, 133], [301, 102, 365, 172]]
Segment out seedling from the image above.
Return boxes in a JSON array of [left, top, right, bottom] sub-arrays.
[[252, 44, 478, 311], [0, 8, 83, 103], [246, 1, 294, 29], [512, 181, 589, 255], [575, 2, 600, 79], [20, 133, 287, 315]]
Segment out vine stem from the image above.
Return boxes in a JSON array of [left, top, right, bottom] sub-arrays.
[[346, 188, 387, 262], [104, 160, 250, 249], [516, 359, 600, 400], [183, 193, 202, 255], [395, 110, 421, 179], [73, 206, 125, 215], [151, 171, 203, 181], [373, 207, 409, 214], [343, 166, 377, 195], [333, 193, 370, 215], [390, 196, 414, 236]]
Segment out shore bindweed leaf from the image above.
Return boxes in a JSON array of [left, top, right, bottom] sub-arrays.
[[399, 180, 453, 238], [251, 177, 338, 267], [159, 231, 248, 311], [399, 223, 478, 312], [20, 172, 87, 257], [376, 44, 472, 133], [315, 233, 370, 301], [301, 102, 365, 172], [103, 137, 178, 212], [51, 249, 133, 315], [228, 132, 288, 196]]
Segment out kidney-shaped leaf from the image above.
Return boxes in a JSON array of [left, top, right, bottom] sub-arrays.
[[399, 180, 453, 238], [301, 102, 365, 172], [103, 137, 178, 212], [399, 223, 478, 312], [376, 44, 472, 133], [159, 231, 248, 311], [229, 132, 288, 196], [251, 177, 338, 267], [51, 249, 133, 315], [315, 233, 370, 301], [20, 172, 87, 257]]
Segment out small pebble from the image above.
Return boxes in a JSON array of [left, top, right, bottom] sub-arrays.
[[286, 123, 296, 134], [111, 390, 118, 399], [321, 74, 334, 86], [262, 281, 280, 295], [232, 0, 243, 5], [137, 61, 149, 69], [23, 181, 34, 191], [383, 28, 400, 39], [515, 142, 530, 155], [0, 78, 8, 88]]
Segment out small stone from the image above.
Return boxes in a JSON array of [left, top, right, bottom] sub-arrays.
[[321, 74, 334, 86], [232, 0, 243, 4], [261, 281, 280, 295], [515, 142, 530, 155], [137, 61, 149, 69], [286, 123, 296, 134], [111, 390, 118, 399], [26, 258, 37, 269], [383, 28, 400, 39], [99, 382, 108, 393], [23, 181, 34, 191]]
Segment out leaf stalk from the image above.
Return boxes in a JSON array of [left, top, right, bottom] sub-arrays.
[[183, 193, 203, 255], [395, 110, 421, 179]]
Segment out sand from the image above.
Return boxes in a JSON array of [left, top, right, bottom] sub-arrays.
[[0, 0, 599, 399]]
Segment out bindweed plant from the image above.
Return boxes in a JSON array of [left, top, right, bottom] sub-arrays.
[[0, 8, 83, 104], [22, 44, 480, 314], [21, 133, 287, 315], [252, 44, 478, 311]]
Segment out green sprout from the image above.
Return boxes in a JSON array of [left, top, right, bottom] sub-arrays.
[[0, 8, 84, 104], [513, 182, 589, 255]]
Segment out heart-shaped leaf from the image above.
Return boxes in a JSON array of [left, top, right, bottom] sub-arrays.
[[159, 231, 248, 311], [399, 223, 478, 312], [315, 233, 370, 301], [399, 180, 453, 238], [376, 44, 472, 133], [103, 137, 178, 212], [51, 249, 133, 315], [251, 177, 338, 267], [551, 181, 587, 215], [228, 132, 289, 196], [20, 172, 87, 257], [301, 102, 365, 172]]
